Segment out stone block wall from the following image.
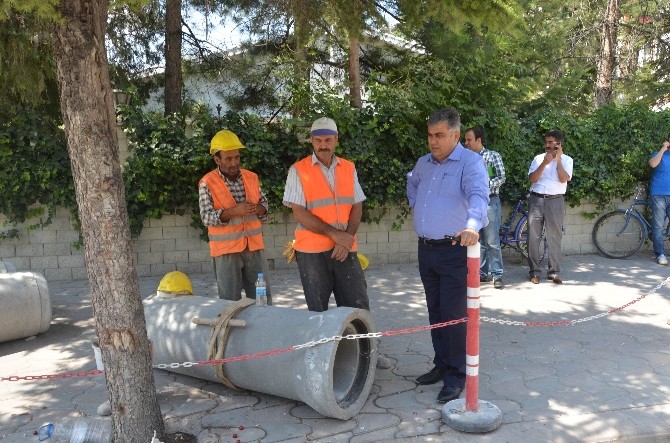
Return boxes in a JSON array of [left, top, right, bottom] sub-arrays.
[[0, 201, 645, 281]]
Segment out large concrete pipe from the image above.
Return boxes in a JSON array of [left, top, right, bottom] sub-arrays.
[[0, 272, 51, 343], [143, 295, 377, 420], [0, 262, 17, 273]]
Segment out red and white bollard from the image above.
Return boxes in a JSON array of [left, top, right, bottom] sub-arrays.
[[442, 243, 502, 433], [465, 243, 481, 412]]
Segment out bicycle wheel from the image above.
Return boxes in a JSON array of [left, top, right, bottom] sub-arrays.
[[592, 210, 645, 259], [516, 217, 548, 264]]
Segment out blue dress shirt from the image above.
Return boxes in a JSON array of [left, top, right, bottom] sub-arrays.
[[407, 143, 490, 239]]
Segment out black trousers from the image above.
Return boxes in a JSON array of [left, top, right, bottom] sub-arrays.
[[296, 250, 369, 312], [418, 241, 467, 388]]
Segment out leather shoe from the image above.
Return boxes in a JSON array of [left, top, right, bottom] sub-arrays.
[[416, 366, 444, 385], [548, 274, 562, 284], [437, 386, 463, 403], [530, 276, 540, 284]]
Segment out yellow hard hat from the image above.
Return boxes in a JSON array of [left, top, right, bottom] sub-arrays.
[[157, 271, 194, 296], [210, 130, 245, 155], [357, 253, 370, 271]]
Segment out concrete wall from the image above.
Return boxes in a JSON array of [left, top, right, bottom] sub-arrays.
[[0, 200, 645, 282]]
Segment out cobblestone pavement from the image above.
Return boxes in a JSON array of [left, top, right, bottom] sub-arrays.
[[1, 253, 669, 442]]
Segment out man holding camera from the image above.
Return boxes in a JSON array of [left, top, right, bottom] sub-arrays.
[[648, 137, 670, 265], [527, 130, 573, 285]]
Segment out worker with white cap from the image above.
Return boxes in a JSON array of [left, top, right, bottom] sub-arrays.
[[283, 117, 391, 368], [198, 130, 271, 303]]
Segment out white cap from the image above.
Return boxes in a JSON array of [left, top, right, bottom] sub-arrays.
[[311, 117, 338, 136]]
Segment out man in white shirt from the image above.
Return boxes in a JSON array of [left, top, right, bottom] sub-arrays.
[[527, 130, 573, 284]]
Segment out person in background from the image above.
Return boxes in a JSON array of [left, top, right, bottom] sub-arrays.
[[283, 117, 391, 369], [407, 108, 489, 403], [198, 130, 271, 303], [527, 129, 573, 284], [464, 125, 506, 289], [647, 136, 670, 265]]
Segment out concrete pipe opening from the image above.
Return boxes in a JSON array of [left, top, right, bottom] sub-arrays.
[[332, 319, 371, 407], [143, 296, 378, 420]]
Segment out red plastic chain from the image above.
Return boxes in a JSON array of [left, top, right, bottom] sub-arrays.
[[197, 345, 297, 366], [381, 318, 467, 337]]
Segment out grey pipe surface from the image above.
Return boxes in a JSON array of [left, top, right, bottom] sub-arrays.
[[0, 272, 50, 343], [143, 295, 378, 419]]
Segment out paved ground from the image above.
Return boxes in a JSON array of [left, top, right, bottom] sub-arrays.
[[1, 251, 669, 442]]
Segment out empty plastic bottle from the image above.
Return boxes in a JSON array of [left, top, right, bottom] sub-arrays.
[[37, 417, 112, 443], [255, 272, 267, 307]]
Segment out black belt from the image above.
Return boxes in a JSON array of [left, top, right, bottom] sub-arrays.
[[531, 192, 563, 199], [419, 235, 461, 246], [489, 194, 499, 198]]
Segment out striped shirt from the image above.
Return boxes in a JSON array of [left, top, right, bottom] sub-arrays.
[[282, 153, 366, 207], [199, 169, 268, 226], [480, 147, 506, 196]]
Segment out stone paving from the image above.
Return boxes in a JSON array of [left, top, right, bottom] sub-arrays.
[[1, 252, 669, 442]]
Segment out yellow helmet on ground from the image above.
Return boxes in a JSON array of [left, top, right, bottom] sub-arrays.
[[358, 253, 370, 271], [157, 271, 194, 296], [210, 130, 245, 155]]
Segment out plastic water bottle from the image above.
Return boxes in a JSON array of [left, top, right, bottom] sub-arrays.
[[255, 272, 267, 307], [37, 418, 111, 442]]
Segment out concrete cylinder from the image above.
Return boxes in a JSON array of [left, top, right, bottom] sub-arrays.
[[0, 262, 17, 273], [143, 296, 377, 420], [0, 272, 51, 343]]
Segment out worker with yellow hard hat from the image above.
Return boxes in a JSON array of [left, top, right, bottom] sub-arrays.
[[198, 130, 272, 304]]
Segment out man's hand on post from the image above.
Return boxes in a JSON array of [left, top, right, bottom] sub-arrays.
[[456, 228, 479, 246]]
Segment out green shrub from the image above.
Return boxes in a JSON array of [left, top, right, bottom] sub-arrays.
[[3, 102, 670, 239]]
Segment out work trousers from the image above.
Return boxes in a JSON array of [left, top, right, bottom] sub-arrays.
[[295, 250, 369, 312], [213, 248, 272, 304]]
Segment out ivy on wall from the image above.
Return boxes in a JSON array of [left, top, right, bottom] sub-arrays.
[[0, 110, 76, 239], [2, 102, 670, 239]]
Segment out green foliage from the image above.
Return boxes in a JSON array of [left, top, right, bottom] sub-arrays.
[[481, 103, 670, 214], [0, 109, 76, 237], [0, 10, 59, 115], [3, 100, 670, 240], [121, 104, 306, 237]]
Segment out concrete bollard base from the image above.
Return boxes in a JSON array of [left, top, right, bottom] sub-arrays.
[[441, 399, 502, 433]]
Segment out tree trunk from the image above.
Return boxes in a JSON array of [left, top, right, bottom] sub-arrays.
[[51, 0, 165, 441], [165, 0, 183, 115], [594, 0, 620, 108], [291, 0, 310, 117], [348, 36, 362, 108]]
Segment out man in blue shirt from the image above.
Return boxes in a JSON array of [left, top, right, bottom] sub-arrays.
[[648, 137, 670, 265], [407, 108, 489, 403]]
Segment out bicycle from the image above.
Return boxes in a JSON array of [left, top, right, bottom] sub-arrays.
[[499, 195, 548, 263], [592, 185, 670, 259]]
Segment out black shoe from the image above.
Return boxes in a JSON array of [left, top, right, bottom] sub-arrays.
[[493, 278, 504, 289], [416, 366, 445, 385], [437, 386, 463, 403], [480, 275, 491, 283], [547, 274, 562, 284]]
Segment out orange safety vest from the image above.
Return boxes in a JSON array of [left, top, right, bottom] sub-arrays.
[[293, 156, 358, 253], [199, 169, 265, 257]]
